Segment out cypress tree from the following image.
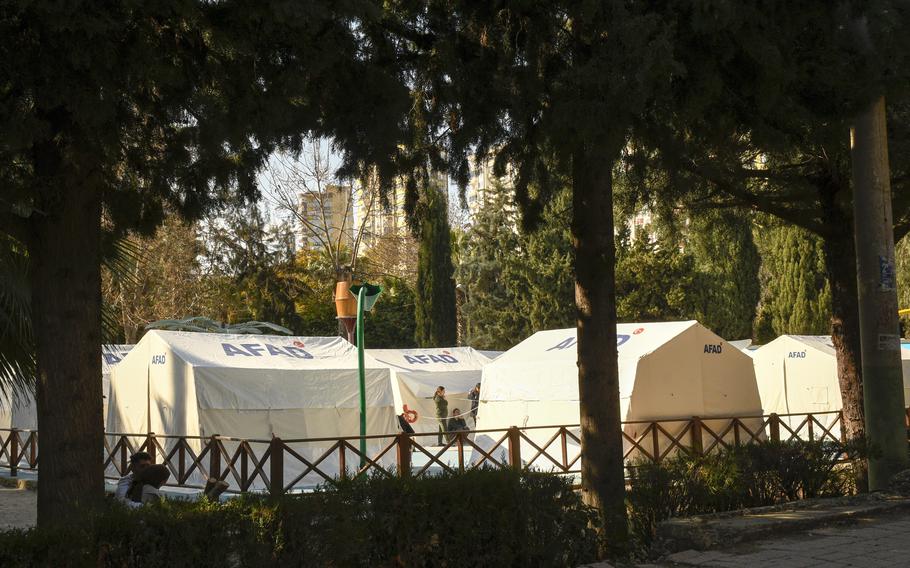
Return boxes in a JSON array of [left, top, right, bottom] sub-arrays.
[[688, 211, 761, 340], [415, 186, 457, 347], [754, 224, 832, 343]]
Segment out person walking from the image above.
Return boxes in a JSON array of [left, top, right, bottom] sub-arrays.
[[468, 383, 481, 426], [433, 386, 449, 445]]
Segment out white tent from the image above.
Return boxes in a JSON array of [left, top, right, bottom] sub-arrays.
[[900, 343, 910, 405], [475, 321, 764, 465], [729, 339, 753, 352], [478, 350, 504, 360], [752, 335, 910, 440], [101, 345, 134, 425], [366, 347, 490, 433], [0, 344, 133, 431], [107, 331, 396, 489], [751, 335, 839, 416]]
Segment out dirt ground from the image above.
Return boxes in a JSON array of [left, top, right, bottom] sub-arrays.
[[0, 487, 36, 530]]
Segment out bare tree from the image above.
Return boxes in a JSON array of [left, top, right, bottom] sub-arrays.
[[264, 139, 380, 281]]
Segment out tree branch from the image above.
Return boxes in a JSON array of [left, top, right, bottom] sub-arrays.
[[679, 160, 826, 235]]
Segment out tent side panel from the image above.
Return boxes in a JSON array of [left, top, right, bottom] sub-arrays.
[[625, 326, 704, 422], [695, 327, 764, 417]]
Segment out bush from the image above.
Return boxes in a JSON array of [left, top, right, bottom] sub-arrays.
[[0, 469, 598, 568], [626, 439, 860, 548]]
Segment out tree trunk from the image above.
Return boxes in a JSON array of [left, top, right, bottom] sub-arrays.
[[30, 130, 105, 526], [818, 180, 868, 490], [818, 186, 866, 437], [822, 232, 866, 440], [572, 145, 628, 555]]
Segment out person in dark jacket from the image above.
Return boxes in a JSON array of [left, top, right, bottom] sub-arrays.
[[468, 383, 481, 426], [126, 463, 171, 504], [447, 408, 468, 434], [433, 386, 448, 445]]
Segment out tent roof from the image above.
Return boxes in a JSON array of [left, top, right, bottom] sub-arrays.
[[101, 344, 133, 376], [491, 321, 699, 366], [139, 330, 379, 370], [758, 335, 836, 357], [366, 347, 490, 373], [478, 350, 504, 360]]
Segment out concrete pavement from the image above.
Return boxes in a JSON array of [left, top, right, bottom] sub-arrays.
[[662, 510, 910, 567]]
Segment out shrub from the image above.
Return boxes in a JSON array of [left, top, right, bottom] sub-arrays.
[[626, 439, 860, 548], [0, 469, 598, 568]]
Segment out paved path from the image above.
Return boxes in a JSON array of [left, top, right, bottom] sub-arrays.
[[0, 487, 36, 530], [663, 510, 910, 567]]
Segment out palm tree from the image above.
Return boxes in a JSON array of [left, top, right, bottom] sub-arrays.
[[0, 234, 142, 408], [0, 234, 33, 408]]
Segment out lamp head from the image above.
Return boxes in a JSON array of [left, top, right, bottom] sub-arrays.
[[350, 283, 383, 312]]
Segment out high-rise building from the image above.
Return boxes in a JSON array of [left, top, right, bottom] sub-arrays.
[[466, 154, 513, 219], [298, 184, 354, 252], [356, 172, 448, 251]]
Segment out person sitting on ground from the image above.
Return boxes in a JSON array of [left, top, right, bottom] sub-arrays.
[[126, 463, 171, 504], [447, 408, 469, 434], [115, 451, 152, 509]]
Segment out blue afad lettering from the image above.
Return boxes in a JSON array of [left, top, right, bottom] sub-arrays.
[[548, 335, 630, 351], [704, 344, 722, 354], [403, 354, 459, 364], [103, 353, 122, 365], [788, 351, 807, 359], [221, 343, 313, 359]]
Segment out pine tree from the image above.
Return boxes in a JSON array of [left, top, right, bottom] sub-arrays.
[[615, 230, 701, 322], [455, 184, 524, 350], [415, 186, 457, 347]]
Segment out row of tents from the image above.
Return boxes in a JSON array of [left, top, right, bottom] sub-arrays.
[[4, 323, 910, 488], [5, 323, 910, 439]]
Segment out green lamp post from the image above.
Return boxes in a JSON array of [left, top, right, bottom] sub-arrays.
[[349, 283, 382, 465]]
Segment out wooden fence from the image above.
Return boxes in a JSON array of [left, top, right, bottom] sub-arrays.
[[3, 409, 909, 495]]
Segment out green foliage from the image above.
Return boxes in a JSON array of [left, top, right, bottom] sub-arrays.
[[753, 223, 832, 343], [0, 471, 598, 567], [896, 235, 910, 337], [363, 278, 417, 348], [459, 186, 761, 347], [415, 187, 457, 347], [200, 205, 303, 333], [0, 235, 32, 405], [687, 211, 761, 340], [456, 185, 573, 350], [626, 440, 859, 548], [615, 228, 701, 322]]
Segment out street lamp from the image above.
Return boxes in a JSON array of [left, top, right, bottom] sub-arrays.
[[349, 282, 382, 465], [334, 280, 357, 343]]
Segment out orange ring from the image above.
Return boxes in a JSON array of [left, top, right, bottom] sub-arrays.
[[403, 405, 419, 423]]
